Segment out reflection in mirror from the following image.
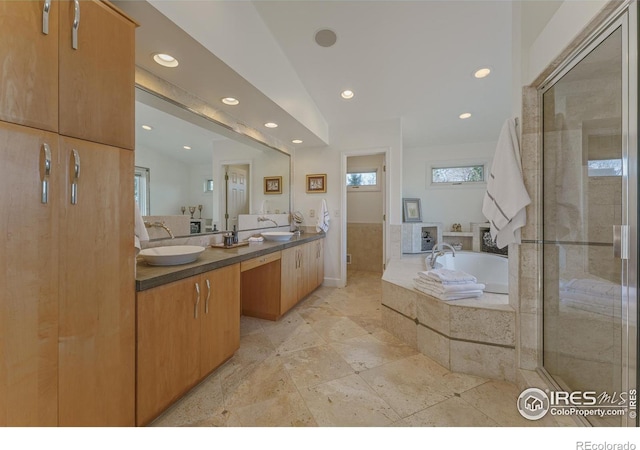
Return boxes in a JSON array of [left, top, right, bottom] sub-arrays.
[[134, 87, 291, 237]]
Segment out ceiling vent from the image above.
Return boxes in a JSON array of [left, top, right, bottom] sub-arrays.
[[315, 29, 337, 48]]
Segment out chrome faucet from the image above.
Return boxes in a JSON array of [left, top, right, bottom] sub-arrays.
[[428, 242, 456, 269], [258, 216, 279, 228], [144, 221, 174, 239]]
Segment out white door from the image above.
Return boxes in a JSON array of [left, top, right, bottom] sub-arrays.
[[225, 165, 249, 230]]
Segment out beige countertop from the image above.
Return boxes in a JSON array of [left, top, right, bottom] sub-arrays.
[[136, 232, 325, 291]]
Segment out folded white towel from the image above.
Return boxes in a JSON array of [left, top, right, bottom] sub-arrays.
[[413, 281, 484, 301], [316, 199, 330, 233], [419, 269, 477, 284], [414, 277, 485, 294], [248, 236, 264, 242]]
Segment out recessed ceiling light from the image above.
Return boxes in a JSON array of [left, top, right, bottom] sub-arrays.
[[459, 113, 472, 119], [292, 139, 303, 144], [183, 145, 191, 150], [221, 97, 239, 106], [341, 90, 354, 100], [264, 122, 278, 128], [153, 53, 179, 68], [141, 125, 153, 131], [474, 67, 491, 78]]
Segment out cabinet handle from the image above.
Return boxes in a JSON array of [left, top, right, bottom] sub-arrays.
[[194, 282, 200, 319], [42, 0, 51, 35], [205, 279, 211, 314], [72, 0, 80, 50], [40, 143, 51, 204], [69, 149, 80, 205]]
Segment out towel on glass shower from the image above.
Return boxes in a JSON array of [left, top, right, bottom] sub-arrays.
[[316, 199, 330, 233], [482, 118, 531, 249]]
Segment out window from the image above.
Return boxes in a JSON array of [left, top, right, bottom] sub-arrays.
[[346, 169, 379, 191], [134, 166, 150, 215], [431, 164, 485, 185], [587, 159, 622, 177]]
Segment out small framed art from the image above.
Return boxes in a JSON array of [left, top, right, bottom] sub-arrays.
[[306, 174, 327, 193], [264, 176, 282, 194]]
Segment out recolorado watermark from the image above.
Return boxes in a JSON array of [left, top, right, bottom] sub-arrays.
[[517, 387, 637, 421], [576, 443, 636, 450]]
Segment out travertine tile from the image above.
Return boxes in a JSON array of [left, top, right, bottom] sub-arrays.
[[417, 325, 449, 369], [308, 315, 369, 343], [449, 306, 515, 347], [240, 315, 265, 336], [381, 281, 417, 318], [416, 292, 450, 335], [402, 396, 498, 427], [380, 306, 417, 349], [300, 374, 400, 426], [281, 344, 355, 389], [330, 331, 418, 371], [450, 340, 515, 382], [234, 392, 317, 427]]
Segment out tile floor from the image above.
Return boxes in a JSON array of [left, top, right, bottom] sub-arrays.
[[151, 270, 572, 427]]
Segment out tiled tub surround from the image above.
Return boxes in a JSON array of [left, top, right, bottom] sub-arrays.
[[381, 255, 515, 382], [347, 223, 384, 273]]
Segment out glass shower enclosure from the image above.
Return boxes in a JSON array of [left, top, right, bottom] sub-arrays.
[[541, 7, 637, 427]]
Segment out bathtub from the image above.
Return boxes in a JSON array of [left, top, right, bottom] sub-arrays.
[[432, 251, 508, 294]]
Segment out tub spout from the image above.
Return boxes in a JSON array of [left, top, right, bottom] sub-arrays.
[[428, 242, 456, 269]]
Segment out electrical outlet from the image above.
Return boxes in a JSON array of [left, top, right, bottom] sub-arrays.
[[309, 209, 315, 218]]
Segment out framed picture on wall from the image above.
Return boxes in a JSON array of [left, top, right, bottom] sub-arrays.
[[403, 198, 422, 222], [306, 174, 327, 193], [264, 176, 282, 194]]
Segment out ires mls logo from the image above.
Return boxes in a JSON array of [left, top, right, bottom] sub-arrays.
[[517, 387, 637, 421]]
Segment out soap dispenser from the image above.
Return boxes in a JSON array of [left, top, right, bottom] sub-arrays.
[[232, 225, 238, 244]]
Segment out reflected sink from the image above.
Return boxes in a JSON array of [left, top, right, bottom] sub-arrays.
[[261, 231, 294, 242], [139, 245, 205, 266]]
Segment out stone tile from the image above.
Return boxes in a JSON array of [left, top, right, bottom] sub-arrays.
[[359, 354, 486, 418], [330, 331, 418, 372], [416, 293, 450, 335], [417, 325, 449, 369], [450, 340, 516, 382], [299, 374, 400, 426], [281, 344, 355, 389], [240, 315, 266, 336], [449, 306, 515, 347], [234, 392, 317, 427], [380, 306, 417, 349], [261, 312, 327, 354], [403, 396, 498, 427], [308, 315, 369, 343], [381, 281, 417, 318]]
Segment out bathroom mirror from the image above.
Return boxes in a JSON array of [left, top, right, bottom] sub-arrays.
[[134, 87, 291, 237]]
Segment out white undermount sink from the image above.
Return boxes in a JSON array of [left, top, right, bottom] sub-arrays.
[[139, 245, 205, 266], [261, 231, 294, 242]]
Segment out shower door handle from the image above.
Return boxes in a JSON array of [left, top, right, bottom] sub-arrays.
[[613, 225, 629, 260]]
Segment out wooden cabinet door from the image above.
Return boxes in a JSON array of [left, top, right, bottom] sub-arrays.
[[57, 136, 135, 426], [0, 121, 59, 426], [300, 244, 314, 299], [280, 247, 299, 315], [0, 1, 58, 131], [200, 264, 240, 377], [136, 275, 202, 426], [58, 0, 136, 150]]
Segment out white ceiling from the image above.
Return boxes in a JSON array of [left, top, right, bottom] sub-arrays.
[[119, 1, 516, 151]]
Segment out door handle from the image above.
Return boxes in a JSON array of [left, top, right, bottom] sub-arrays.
[[613, 225, 629, 260], [205, 279, 211, 314], [42, 0, 51, 35], [69, 149, 80, 205], [194, 282, 200, 319], [40, 143, 51, 204], [72, 0, 80, 50]]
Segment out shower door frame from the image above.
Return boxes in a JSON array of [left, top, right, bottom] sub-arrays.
[[536, 1, 638, 427]]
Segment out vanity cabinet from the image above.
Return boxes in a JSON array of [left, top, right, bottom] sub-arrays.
[[241, 252, 283, 320], [136, 264, 240, 426], [0, 0, 136, 426], [281, 240, 324, 317], [0, 0, 135, 150]]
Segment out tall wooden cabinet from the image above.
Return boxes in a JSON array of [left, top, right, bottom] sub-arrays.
[[0, 0, 137, 426]]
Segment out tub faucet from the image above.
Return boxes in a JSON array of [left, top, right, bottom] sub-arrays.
[[144, 221, 174, 239], [258, 216, 279, 228], [428, 242, 456, 269]]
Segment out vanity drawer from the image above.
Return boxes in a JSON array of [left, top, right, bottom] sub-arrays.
[[240, 251, 282, 272]]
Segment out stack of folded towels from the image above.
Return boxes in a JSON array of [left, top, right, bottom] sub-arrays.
[[413, 268, 485, 301]]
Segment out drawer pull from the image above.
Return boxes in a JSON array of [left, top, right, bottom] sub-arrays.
[[41, 143, 51, 204], [72, 0, 80, 50], [69, 149, 80, 205]]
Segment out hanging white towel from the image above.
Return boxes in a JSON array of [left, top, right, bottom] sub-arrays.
[[316, 199, 330, 233], [134, 202, 149, 256], [482, 118, 531, 249]]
